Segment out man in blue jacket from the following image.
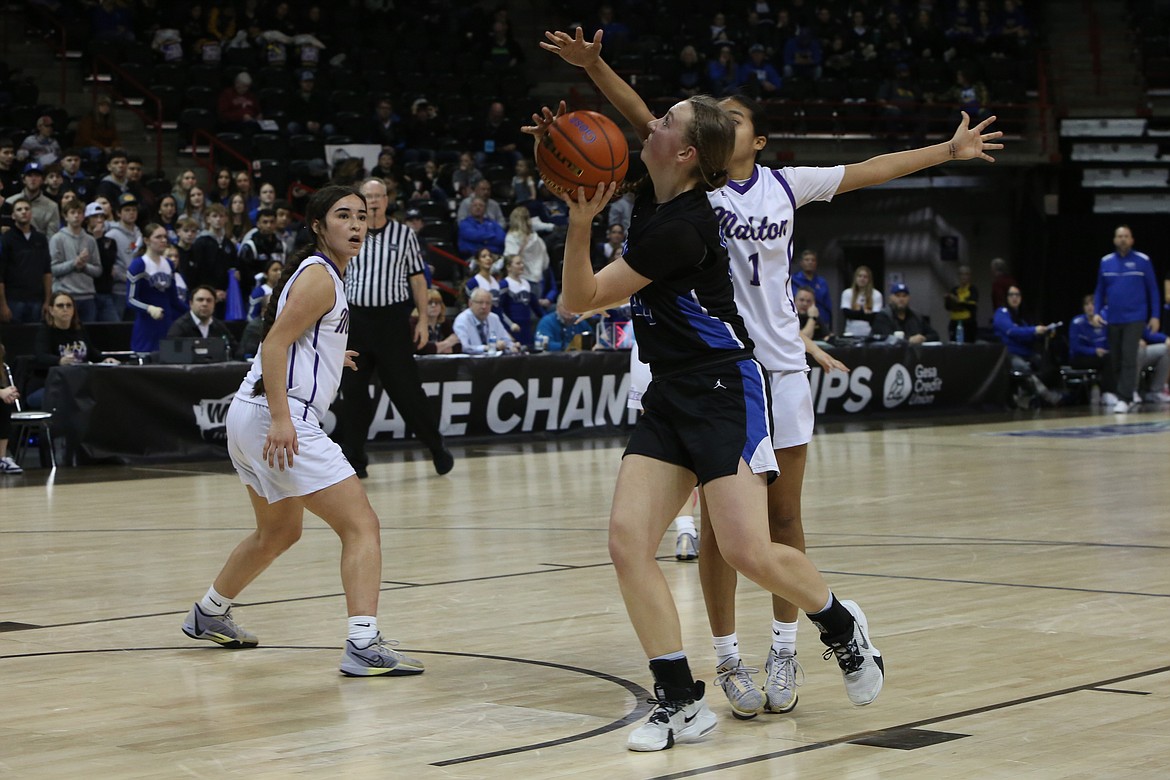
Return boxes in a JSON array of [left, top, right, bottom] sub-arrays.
[[791, 249, 833, 333], [1091, 225, 1161, 413]]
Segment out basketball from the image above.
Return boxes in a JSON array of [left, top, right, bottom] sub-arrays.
[[535, 110, 629, 199]]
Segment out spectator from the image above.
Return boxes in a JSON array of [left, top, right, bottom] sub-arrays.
[[707, 45, 740, 97], [454, 287, 517, 354], [511, 158, 538, 204], [125, 156, 152, 216], [411, 289, 460, 355], [535, 298, 594, 352], [226, 192, 253, 243], [1069, 294, 1116, 405], [49, 200, 101, 323], [456, 179, 506, 227], [171, 169, 198, 211], [16, 163, 60, 236], [370, 97, 401, 149], [105, 193, 144, 320], [790, 249, 833, 332], [0, 197, 52, 323], [795, 286, 831, 341], [474, 101, 525, 166], [234, 171, 259, 215], [1136, 325, 1170, 403], [249, 182, 277, 223], [994, 285, 1062, 407], [127, 223, 188, 353], [457, 197, 506, 256], [32, 292, 119, 373], [670, 44, 706, 98], [238, 208, 285, 295], [42, 164, 65, 204], [287, 70, 332, 137], [450, 152, 484, 200], [273, 201, 299, 256], [0, 339, 18, 473], [876, 62, 926, 148], [75, 95, 121, 161], [498, 255, 543, 346], [156, 195, 180, 244], [1092, 224, 1161, 413], [401, 98, 445, 162], [369, 148, 399, 182], [482, 19, 526, 69], [873, 282, 939, 344], [840, 265, 882, 339], [943, 69, 990, 120], [783, 27, 824, 80], [909, 9, 947, 60], [210, 167, 234, 206], [944, 264, 978, 343], [18, 116, 62, 167], [174, 218, 199, 278], [0, 138, 19, 196], [95, 149, 131, 206], [217, 72, 263, 133], [83, 202, 121, 323], [188, 203, 235, 309], [464, 247, 501, 306], [167, 284, 239, 357], [405, 159, 449, 202], [181, 185, 207, 229], [738, 44, 783, 98], [504, 205, 550, 305], [597, 222, 626, 270]]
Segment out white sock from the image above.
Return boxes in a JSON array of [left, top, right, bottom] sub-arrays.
[[674, 515, 696, 536], [348, 615, 379, 647], [771, 620, 799, 655], [713, 632, 740, 667], [199, 585, 231, 616]]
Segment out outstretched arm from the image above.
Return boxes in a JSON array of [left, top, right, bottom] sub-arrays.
[[838, 112, 1003, 195], [539, 28, 655, 141]]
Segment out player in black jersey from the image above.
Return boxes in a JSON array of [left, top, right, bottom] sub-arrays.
[[532, 28, 885, 752]]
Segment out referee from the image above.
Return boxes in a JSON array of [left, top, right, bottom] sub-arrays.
[[339, 177, 453, 477]]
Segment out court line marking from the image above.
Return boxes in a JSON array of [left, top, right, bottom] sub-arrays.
[[645, 664, 1170, 779], [0, 644, 651, 765]]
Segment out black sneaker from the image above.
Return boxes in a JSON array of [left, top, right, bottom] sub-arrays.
[[432, 448, 454, 475]]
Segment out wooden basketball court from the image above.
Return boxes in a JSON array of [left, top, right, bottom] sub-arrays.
[[3, 408, 1169, 778]]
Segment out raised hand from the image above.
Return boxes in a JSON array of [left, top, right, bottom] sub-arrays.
[[540, 27, 603, 68], [949, 111, 1004, 162]]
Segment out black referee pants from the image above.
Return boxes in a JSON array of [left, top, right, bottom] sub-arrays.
[[339, 302, 444, 469]]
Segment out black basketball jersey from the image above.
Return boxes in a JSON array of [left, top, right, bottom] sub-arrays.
[[622, 185, 754, 375]]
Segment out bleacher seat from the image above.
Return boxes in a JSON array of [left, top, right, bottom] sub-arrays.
[[288, 134, 322, 160], [251, 133, 287, 160], [182, 86, 216, 113], [253, 159, 287, 192]]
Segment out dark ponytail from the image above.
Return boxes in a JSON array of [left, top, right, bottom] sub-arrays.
[[251, 184, 365, 397]]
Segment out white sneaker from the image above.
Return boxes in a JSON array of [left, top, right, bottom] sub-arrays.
[[816, 599, 884, 706], [1113, 400, 1130, 414], [674, 532, 698, 561], [0, 456, 23, 474], [1100, 392, 1119, 407], [340, 633, 425, 677], [763, 648, 804, 713], [1147, 390, 1170, 404], [627, 681, 717, 751], [713, 659, 764, 719], [1133, 392, 1142, 404]]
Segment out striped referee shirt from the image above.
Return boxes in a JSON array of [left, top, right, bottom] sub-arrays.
[[344, 220, 426, 307]]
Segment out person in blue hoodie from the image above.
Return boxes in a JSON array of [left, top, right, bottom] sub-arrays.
[[1068, 294, 1117, 406], [994, 285, 1061, 407], [1091, 225, 1161, 413]]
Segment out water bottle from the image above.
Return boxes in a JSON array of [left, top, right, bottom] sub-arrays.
[[955, 322, 965, 345]]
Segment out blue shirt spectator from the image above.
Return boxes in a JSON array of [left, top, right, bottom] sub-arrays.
[[536, 300, 594, 352]]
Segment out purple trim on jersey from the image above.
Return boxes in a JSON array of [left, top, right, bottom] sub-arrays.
[[314, 252, 342, 278], [287, 344, 297, 388], [303, 318, 323, 420], [677, 291, 743, 350], [769, 168, 798, 213], [737, 359, 771, 464], [725, 166, 760, 194]]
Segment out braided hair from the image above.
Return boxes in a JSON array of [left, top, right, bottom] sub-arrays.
[[251, 185, 366, 397]]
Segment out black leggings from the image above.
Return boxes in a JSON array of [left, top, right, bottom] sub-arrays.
[[0, 399, 10, 441]]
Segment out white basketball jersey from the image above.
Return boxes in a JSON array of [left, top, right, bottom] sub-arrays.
[[708, 164, 844, 372], [237, 254, 350, 422]]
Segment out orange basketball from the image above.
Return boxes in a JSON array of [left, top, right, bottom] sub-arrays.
[[535, 110, 629, 200]]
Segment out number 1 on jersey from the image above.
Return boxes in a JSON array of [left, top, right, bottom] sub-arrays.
[[748, 252, 760, 287]]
